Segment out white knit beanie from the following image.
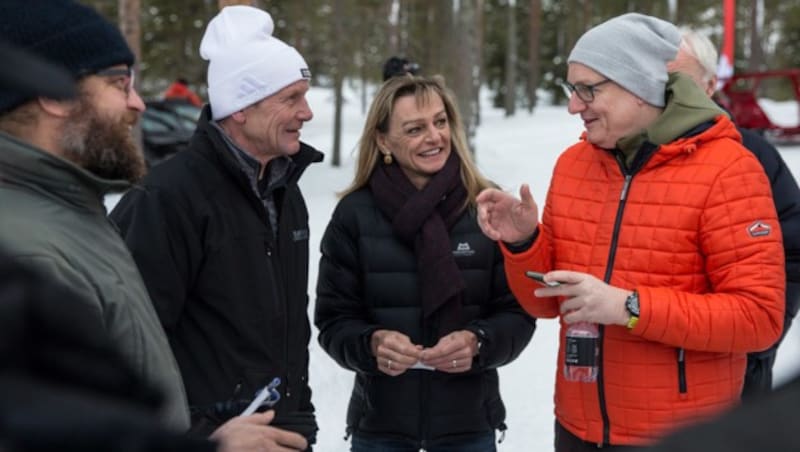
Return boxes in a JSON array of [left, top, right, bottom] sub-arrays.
[[568, 13, 680, 107], [200, 6, 311, 120]]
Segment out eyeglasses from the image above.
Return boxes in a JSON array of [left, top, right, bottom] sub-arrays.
[[93, 67, 135, 98], [561, 79, 611, 103]]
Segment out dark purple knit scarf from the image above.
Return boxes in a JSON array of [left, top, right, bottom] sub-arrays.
[[368, 151, 468, 334]]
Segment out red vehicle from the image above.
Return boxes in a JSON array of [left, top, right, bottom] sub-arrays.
[[717, 69, 800, 144]]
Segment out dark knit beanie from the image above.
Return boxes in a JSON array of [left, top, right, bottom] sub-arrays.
[[0, 0, 134, 113]]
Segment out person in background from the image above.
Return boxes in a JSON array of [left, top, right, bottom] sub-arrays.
[[315, 75, 535, 452], [667, 28, 800, 400], [164, 77, 203, 107], [111, 6, 321, 451], [382, 56, 420, 81], [0, 2, 306, 451], [476, 13, 784, 450]]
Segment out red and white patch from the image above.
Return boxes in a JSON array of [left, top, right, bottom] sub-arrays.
[[747, 221, 772, 237]]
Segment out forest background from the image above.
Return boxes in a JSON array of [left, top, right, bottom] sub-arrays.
[[86, 0, 800, 163]]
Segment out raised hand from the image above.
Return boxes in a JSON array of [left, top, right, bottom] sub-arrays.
[[476, 184, 539, 243]]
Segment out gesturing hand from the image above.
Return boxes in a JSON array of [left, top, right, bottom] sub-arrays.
[[371, 329, 423, 376], [476, 184, 539, 243]]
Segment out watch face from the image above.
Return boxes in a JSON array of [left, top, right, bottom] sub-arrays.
[[626, 292, 640, 317]]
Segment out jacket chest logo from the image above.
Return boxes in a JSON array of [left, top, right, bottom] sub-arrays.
[[453, 242, 475, 257], [747, 221, 772, 237], [292, 229, 309, 241]]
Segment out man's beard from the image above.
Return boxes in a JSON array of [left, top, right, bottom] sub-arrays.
[[60, 98, 146, 184]]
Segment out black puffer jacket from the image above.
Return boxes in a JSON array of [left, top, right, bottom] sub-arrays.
[[111, 107, 323, 441], [739, 128, 800, 395], [315, 188, 535, 445]]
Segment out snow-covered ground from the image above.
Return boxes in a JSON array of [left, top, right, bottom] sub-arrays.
[[108, 84, 800, 451]]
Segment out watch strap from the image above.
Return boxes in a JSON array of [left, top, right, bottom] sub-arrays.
[[625, 290, 640, 330]]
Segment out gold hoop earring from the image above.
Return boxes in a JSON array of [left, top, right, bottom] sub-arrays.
[[383, 153, 393, 165]]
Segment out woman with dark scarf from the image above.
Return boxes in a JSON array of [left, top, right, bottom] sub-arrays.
[[314, 76, 536, 452]]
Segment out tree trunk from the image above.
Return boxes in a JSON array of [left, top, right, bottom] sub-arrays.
[[749, 0, 766, 71], [449, 0, 480, 151], [119, 0, 142, 149], [331, 0, 345, 167], [580, 0, 591, 33], [474, 0, 484, 127], [527, 0, 542, 112], [503, 0, 517, 117], [388, 0, 401, 56], [218, 0, 252, 8]]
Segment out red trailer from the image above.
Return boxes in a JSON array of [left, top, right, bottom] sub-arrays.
[[717, 69, 800, 144]]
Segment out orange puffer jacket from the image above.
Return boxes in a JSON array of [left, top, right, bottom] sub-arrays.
[[503, 115, 785, 446]]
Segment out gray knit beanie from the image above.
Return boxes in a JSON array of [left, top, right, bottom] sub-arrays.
[[568, 13, 680, 107]]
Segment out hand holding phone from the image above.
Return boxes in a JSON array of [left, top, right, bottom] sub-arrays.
[[525, 271, 560, 287]]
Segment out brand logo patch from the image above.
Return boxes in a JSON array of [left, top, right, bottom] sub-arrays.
[[237, 75, 265, 97], [748, 221, 772, 237], [292, 229, 309, 241], [300, 68, 312, 79], [453, 242, 475, 257]]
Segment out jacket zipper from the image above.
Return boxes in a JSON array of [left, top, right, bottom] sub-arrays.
[[419, 316, 433, 449], [596, 167, 634, 446], [677, 348, 687, 393]]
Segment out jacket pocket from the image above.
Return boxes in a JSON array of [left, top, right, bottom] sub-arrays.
[[482, 372, 506, 429]]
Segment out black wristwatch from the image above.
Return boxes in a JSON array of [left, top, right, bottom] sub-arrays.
[[625, 290, 640, 330], [476, 328, 488, 352]]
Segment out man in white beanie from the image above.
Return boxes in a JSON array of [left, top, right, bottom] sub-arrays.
[[476, 13, 784, 450], [111, 5, 321, 451]]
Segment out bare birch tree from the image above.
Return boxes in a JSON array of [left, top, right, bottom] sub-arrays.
[[504, 0, 517, 116], [119, 0, 142, 148], [527, 0, 542, 112]]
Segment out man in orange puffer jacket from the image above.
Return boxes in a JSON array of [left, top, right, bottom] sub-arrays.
[[477, 13, 785, 451]]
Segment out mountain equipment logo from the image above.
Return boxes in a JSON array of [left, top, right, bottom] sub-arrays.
[[292, 229, 309, 242], [748, 221, 772, 237], [453, 242, 475, 257], [237, 75, 264, 97]]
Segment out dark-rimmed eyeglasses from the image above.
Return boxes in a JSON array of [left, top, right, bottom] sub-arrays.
[[561, 79, 611, 103], [92, 67, 135, 98]]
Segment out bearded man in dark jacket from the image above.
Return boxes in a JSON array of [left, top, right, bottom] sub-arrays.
[[111, 6, 321, 451]]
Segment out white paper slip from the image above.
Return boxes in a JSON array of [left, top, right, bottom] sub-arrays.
[[410, 361, 435, 371]]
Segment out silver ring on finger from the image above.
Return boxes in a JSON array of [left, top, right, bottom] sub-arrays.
[[387, 359, 393, 370], [452, 359, 457, 369]]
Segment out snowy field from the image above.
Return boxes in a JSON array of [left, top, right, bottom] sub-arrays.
[[108, 84, 800, 451]]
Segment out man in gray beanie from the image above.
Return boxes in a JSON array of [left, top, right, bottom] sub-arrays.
[[477, 12, 784, 450], [111, 5, 321, 451]]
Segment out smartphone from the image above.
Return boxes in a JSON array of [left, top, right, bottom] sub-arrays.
[[525, 271, 560, 287]]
